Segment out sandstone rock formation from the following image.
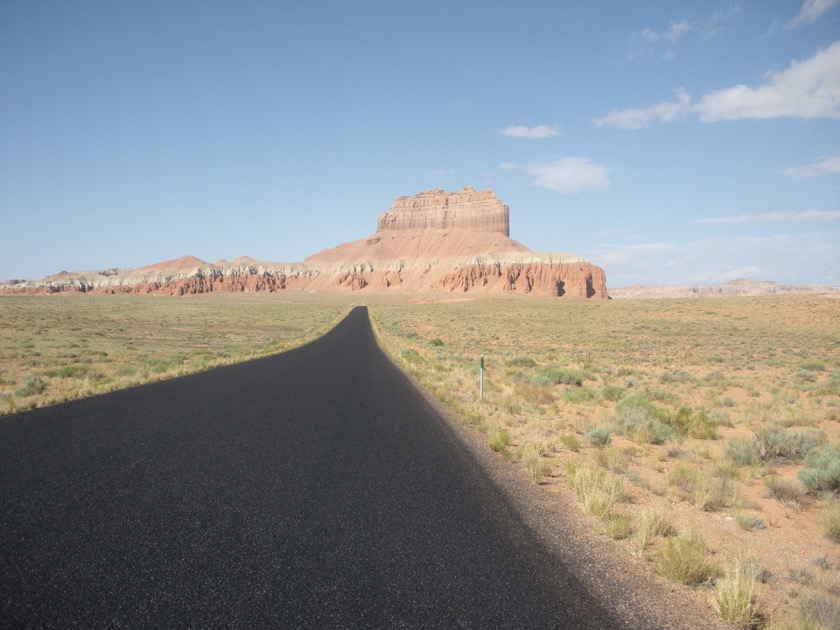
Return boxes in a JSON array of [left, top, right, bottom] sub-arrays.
[[377, 186, 510, 235], [2, 187, 608, 298]]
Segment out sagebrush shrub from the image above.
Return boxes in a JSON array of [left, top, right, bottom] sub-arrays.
[[798, 443, 840, 493], [613, 397, 673, 445], [15, 375, 47, 397], [532, 367, 586, 387], [506, 356, 536, 368], [752, 424, 825, 463], [726, 438, 759, 467], [585, 425, 611, 447]]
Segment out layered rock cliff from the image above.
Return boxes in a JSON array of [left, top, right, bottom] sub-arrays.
[[2, 187, 607, 298], [377, 186, 510, 235]]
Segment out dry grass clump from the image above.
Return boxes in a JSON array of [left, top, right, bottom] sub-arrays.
[[657, 528, 721, 586], [823, 502, 840, 543], [712, 551, 762, 629], [629, 507, 674, 557], [567, 458, 626, 518]]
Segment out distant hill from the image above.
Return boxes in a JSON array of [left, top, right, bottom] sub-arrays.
[[1, 187, 607, 298], [609, 279, 840, 299]]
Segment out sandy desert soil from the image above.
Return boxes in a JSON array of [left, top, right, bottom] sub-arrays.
[[370, 295, 840, 629]]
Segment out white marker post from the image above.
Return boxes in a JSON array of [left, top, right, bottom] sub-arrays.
[[479, 354, 485, 400]]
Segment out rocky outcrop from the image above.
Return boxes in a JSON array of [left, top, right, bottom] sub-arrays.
[[377, 186, 510, 235], [435, 258, 607, 298], [2, 187, 608, 299]]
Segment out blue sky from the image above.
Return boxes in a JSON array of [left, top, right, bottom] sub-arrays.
[[2, 1, 838, 287]]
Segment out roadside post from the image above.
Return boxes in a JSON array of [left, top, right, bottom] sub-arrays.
[[480, 354, 485, 400]]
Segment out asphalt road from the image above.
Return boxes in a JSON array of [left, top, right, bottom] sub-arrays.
[[1, 306, 620, 628]]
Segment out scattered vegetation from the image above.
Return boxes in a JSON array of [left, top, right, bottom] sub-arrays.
[[0, 294, 349, 413], [370, 295, 840, 629]]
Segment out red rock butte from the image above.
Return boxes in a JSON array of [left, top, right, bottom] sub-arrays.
[[2, 187, 608, 298]]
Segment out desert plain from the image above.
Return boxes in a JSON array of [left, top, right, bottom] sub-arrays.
[[1, 291, 839, 628]]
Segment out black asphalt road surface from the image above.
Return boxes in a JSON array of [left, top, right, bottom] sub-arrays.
[[1, 307, 619, 628]]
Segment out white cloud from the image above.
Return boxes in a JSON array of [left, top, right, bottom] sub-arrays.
[[503, 158, 611, 194], [593, 88, 692, 129], [695, 210, 840, 224], [785, 0, 839, 29], [500, 124, 562, 139], [431, 168, 454, 177], [699, 41, 840, 121], [627, 10, 735, 59], [597, 41, 840, 127], [781, 155, 840, 179], [636, 19, 694, 44]]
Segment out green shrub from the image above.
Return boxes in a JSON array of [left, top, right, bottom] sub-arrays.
[[429, 338, 444, 347], [823, 502, 840, 543], [515, 382, 555, 406], [601, 384, 626, 401], [734, 514, 765, 531], [752, 424, 826, 463], [593, 445, 636, 473], [567, 459, 626, 517], [525, 452, 552, 482], [798, 443, 840, 493], [563, 386, 601, 404], [532, 367, 586, 387], [726, 438, 759, 467], [664, 407, 718, 440], [616, 393, 655, 414], [560, 434, 581, 452], [604, 511, 632, 539], [584, 425, 611, 447], [799, 359, 827, 372], [15, 375, 47, 397], [630, 507, 673, 557], [660, 369, 695, 383], [657, 529, 721, 585], [489, 430, 512, 453], [506, 356, 536, 368], [400, 348, 422, 362], [613, 403, 672, 445]]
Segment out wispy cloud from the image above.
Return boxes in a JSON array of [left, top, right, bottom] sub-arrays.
[[431, 168, 455, 177], [781, 155, 840, 179], [627, 9, 735, 60], [695, 210, 840, 224], [596, 41, 840, 128], [499, 124, 562, 139], [502, 158, 611, 194], [593, 89, 692, 130], [785, 0, 839, 29], [634, 19, 694, 45]]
